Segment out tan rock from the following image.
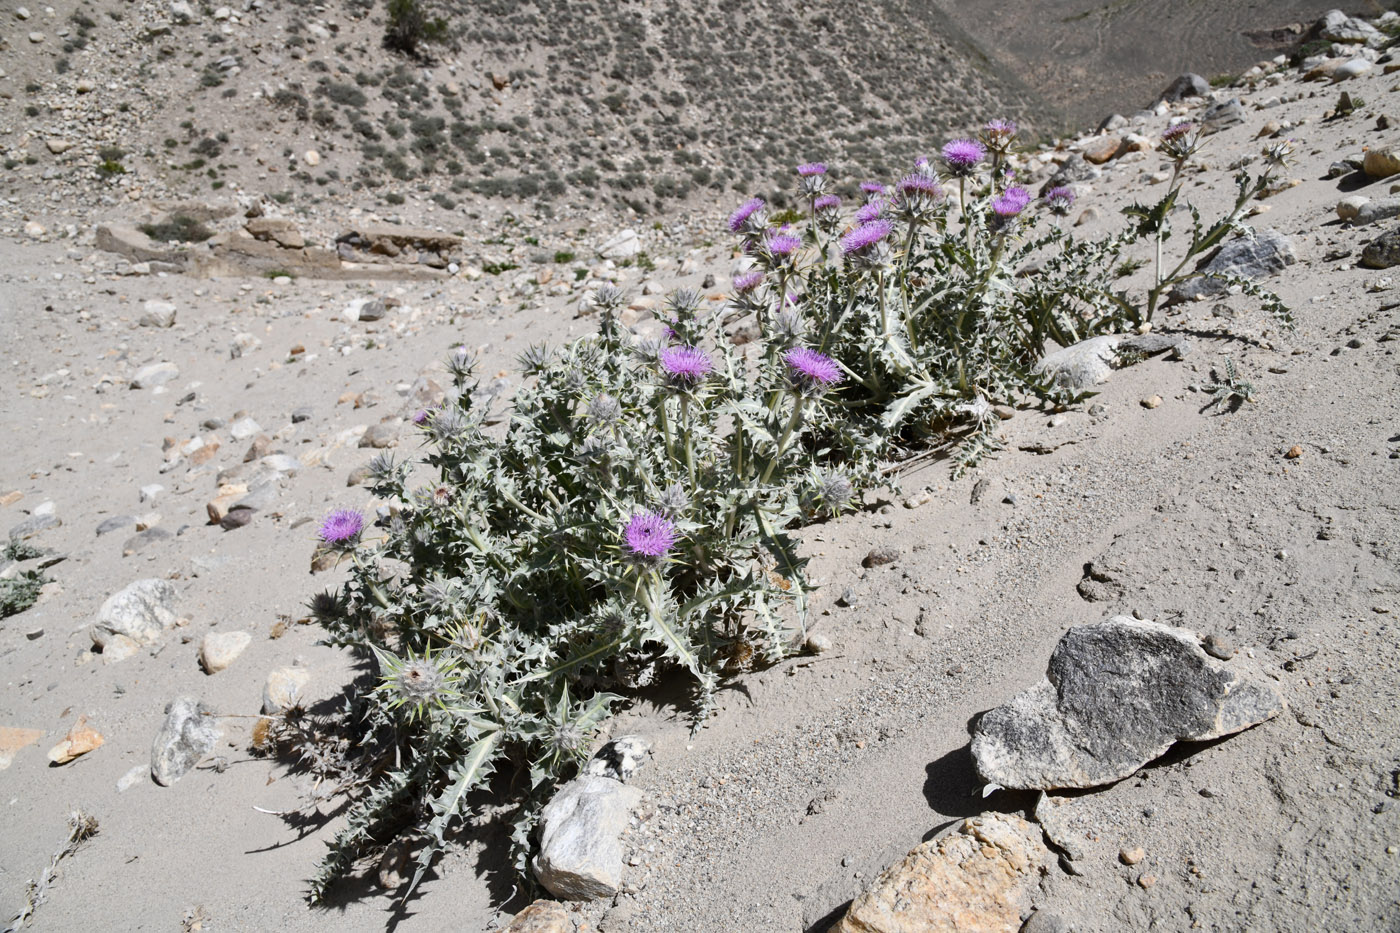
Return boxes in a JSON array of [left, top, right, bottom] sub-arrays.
[[831, 813, 1047, 933], [245, 217, 306, 249], [1080, 134, 1122, 165], [503, 900, 573, 933], [45, 138, 72, 154], [1364, 144, 1400, 180], [262, 666, 311, 713], [206, 483, 249, 523], [47, 716, 104, 765], [102, 633, 141, 663], [188, 439, 221, 465], [0, 726, 45, 770], [200, 630, 252, 673]]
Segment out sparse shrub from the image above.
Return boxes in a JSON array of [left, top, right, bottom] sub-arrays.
[[0, 540, 49, 620], [384, 0, 447, 58], [139, 215, 213, 243]]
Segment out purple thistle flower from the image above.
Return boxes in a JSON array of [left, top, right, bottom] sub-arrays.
[[784, 347, 842, 389], [797, 162, 827, 176], [763, 230, 802, 258], [732, 269, 764, 293], [318, 509, 365, 546], [991, 186, 1031, 218], [984, 118, 1018, 136], [897, 173, 943, 197], [859, 181, 886, 195], [412, 408, 432, 425], [623, 510, 676, 560], [853, 199, 886, 224], [1042, 185, 1076, 216], [840, 218, 893, 255], [1161, 121, 1193, 143], [941, 138, 986, 176], [728, 197, 766, 233], [813, 194, 841, 212], [658, 345, 712, 385]]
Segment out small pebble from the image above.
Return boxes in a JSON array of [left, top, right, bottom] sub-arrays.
[[1120, 846, 1146, 865]]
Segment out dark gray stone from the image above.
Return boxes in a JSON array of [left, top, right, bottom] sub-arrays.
[[151, 696, 221, 786], [971, 617, 1285, 790], [291, 406, 314, 423], [1199, 98, 1245, 135], [1356, 198, 1400, 226], [9, 514, 59, 540], [862, 546, 901, 568], [1361, 228, 1400, 269], [1038, 154, 1100, 196], [1159, 73, 1210, 103], [121, 527, 172, 555], [1169, 229, 1297, 303]]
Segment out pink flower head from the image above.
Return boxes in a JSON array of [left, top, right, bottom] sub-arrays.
[[813, 194, 841, 212], [318, 509, 364, 545], [797, 162, 827, 176], [623, 510, 676, 560], [860, 181, 886, 195], [840, 219, 893, 255], [732, 269, 764, 293], [941, 138, 985, 176], [728, 197, 766, 233], [763, 230, 801, 258], [784, 347, 842, 389], [853, 200, 886, 225], [991, 186, 1031, 218], [658, 345, 712, 385]]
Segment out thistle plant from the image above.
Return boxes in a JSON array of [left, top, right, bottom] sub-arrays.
[[303, 289, 865, 902]]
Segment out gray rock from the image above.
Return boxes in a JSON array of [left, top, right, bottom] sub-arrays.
[[1361, 228, 1400, 269], [121, 527, 172, 555], [151, 696, 220, 786], [862, 546, 901, 568], [346, 463, 374, 486], [1158, 73, 1209, 102], [139, 300, 177, 328], [291, 406, 314, 424], [1169, 229, 1297, 303], [971, 617, 1285, 790], [1319, 9, 1384, 46], [585, 735, 652, 782], [1354, 198, 1400, 226], [93, 578, 177, 648], [259, 454, 299, 473], [344, 297, 386, 322], [1022, 909, 1076, 933], [220, 507, 255, 530], [9, 513, 59, 539], [1038, 154, 1100, 196], [1034, 335, 1124, 390], [228, 416, 262, 441], [131, 362, 179, 389], [533, 774, 642, 900], [1199, 98, 1245, 135], [233, 482, 278, 512], [358, 423, 398, 449]]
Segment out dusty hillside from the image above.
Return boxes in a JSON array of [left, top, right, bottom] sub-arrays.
[[1, 4, 1399, 933]]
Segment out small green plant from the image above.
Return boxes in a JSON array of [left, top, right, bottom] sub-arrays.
[[1199, 358, 1255, 412], [138, 215, 213, 243], [553, 250, 576, 264], [481, 261, 519, 275], [1, 539, 50, 619], [264, 268, 297, 280]]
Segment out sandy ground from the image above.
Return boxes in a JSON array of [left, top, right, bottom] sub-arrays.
[[2, 55, 1399, 933]]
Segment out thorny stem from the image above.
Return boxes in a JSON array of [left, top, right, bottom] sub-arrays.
[[761, 396, 807, 485], [679, 395, 696, 490]]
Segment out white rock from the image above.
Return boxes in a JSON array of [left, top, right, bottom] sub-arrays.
[[1338, 195, 1370, 221], [169, 0, 194, 22], [93, 579, 178, 648], [139, 484, 164, 503], [139, 300, 177, 327], [1332, 58, 1373, 82], [533, 775, 642, 900], [131, 362, 179, 389], [303, 149, 320, 166], [262, 667, 311, 713], [229, 416, 262, 441], [200, 630, 252, 673], [16, 6, 31, 19], [44, 138, 71, 154], [597, 229, 641, 261]]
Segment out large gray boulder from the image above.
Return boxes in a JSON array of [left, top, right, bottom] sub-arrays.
[[1158, 73, 1210, 103], [1169, 229, 1297, 303], [533, 774, 642, 900], [151, 696, 221, 786], [92, 579, 177, 648], [971, 617, 1284, 790]]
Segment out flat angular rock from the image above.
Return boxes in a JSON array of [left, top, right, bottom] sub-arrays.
[[93, 578, 177, 648], [1034, 335, 1124, 391], [151, 696, 220, 786], [597, 229, 641, 261], [1199, 98, 1245, 135], [132, 362, 179, 389], [1355, 198, 1400, 225], [533, 774, 642, 900], [200, 631, 251, 673], [971, 617, 1285, 790], [831, 813, 1047, 933], [47, 716, 104, 765], [140, 300, 177, 328], [1169, 229, 1297, 303]]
